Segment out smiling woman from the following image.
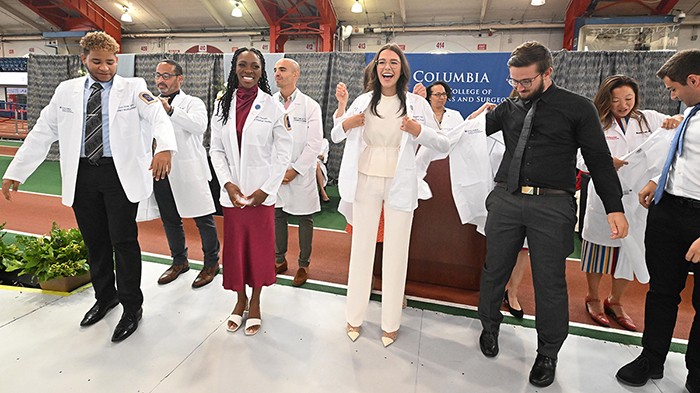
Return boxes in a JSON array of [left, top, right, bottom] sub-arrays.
[[209, 47, 293, 337], [331, 43, 450, 347]]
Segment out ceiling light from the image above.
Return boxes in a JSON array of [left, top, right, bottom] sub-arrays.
[[531, 0, 545, 6], [120, 5, 133, 23], [351, 0, 363, 14], [232, 2, 243, 18]]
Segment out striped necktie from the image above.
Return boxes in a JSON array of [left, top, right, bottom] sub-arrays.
[[653, 104, 700, 204], [84, 82, 104, 164]]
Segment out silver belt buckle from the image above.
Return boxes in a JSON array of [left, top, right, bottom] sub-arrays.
[[521, 186, 535, 195]]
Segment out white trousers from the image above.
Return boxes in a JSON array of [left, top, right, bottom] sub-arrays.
[[346, 173, 414, 332]]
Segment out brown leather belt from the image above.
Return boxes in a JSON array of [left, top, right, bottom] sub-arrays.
[[497, 183, 570, 196]]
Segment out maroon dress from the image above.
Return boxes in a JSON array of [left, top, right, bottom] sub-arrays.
[[221, 86, 276, 291]]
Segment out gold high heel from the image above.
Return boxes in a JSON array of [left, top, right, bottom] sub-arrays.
[[346, 323, 361, 342], [381, 330, 398, 347]]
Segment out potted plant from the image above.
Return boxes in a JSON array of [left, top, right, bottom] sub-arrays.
[[0, 223, 33, 286], [5, 222, 90, 292]]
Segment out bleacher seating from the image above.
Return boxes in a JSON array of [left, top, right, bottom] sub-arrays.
[[0, 58, 28, 72]]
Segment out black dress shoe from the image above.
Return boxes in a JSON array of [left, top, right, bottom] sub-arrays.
[[479, 330, 499, 358], [616, 355, 664, 386], [111, 308, 143, 343], [687, 373, 700, 393], [529, 353, 557, 387], [504, 290, 524, 319], [80, 298, 119, 327]]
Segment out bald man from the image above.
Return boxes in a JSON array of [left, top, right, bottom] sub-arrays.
[[272, 58, 324, 286]]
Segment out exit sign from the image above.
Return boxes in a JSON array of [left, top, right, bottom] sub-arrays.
[[477, 44, 487, 50]]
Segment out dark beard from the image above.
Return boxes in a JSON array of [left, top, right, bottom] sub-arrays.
[[518, 81, 545, 101]]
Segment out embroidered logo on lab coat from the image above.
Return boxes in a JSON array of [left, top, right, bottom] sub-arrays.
[[139, 92, 156, 104], [283, 114, 292, 131]]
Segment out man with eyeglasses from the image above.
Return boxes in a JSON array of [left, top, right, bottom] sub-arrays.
[[477, 41, 628, 387], [149, 59, 221, 289]]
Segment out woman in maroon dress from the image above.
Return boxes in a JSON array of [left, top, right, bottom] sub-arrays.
[[210, 48, 293, 335]]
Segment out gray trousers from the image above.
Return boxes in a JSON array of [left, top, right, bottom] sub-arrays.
[[478, 186, 576, 359], [274, 208, 313, 267], [153, 177, 220, 269]]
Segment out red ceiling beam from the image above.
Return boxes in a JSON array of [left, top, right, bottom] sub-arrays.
[[19, 0, 122, 50], [563, 0, 593, 50], [653, 0, 679, 15], [253, 0, 336, 53]]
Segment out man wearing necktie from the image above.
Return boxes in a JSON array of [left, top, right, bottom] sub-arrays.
[[477, 41, 628, 387], [617, 49, 700, 393], [1, 32, 177, 343]]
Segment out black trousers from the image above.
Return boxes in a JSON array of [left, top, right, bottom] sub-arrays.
[[478, 186, 577, 359], [72, 159, 142, 314], [153, 176, 220, 269], [641, 192, 700, 375]]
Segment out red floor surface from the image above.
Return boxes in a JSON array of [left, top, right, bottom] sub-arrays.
[[1, 190, 695, 340]]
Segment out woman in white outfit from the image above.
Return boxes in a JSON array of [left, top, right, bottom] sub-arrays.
[[579, 75, 682, 330], [332, 43, 449, 346]]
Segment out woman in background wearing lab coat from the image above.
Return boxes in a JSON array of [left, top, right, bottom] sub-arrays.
[[332, 43, 449, 346], [580, 75, 682, 331], [210, 48, 293, 336]]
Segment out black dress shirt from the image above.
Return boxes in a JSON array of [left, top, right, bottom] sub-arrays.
[[486, 83, 624, 213]]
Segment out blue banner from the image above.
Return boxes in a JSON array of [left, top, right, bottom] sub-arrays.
[[365, 52, 512, 119]]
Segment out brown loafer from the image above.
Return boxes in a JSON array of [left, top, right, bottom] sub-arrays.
[[275, 259, 288, 275], [192, 265, 220, 288], [292, 267, 308, 287], [157, 263, 190, 285]]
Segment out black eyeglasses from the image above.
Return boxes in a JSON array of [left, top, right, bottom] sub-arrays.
[[506, 73, 542, 88], [431, 92, 448, 98], [154, 72, 181, 80]]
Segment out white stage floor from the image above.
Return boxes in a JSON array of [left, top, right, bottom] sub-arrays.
[[0, 261, 690, 393]]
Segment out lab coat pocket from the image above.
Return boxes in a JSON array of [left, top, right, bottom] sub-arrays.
[[246, 165, 271, 192], [389, 166, 418, 209]]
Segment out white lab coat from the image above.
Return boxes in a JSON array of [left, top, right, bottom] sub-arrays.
[[583, 128, 674, 283], [331, 92, 449, 223], [273, 90, 323, 215], [579, 110, 671, 240], [416, 113, 495, 233], [209, 90, 293, 208], [318, 138, 330, 187], [137, 91, 215, 220], [3, 75, 177, 206], [577, 110, 669, 172]]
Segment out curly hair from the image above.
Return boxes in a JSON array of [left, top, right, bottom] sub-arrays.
[[79, 31, 120, 55], [217, 47, 271, 125]]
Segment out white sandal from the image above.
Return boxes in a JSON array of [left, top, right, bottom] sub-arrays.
[[244, 318, 262, 336], [226, 314, 243, 332]]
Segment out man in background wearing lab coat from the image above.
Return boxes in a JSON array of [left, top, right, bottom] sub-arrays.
[[1, 32, 177, 342], [151, 60, 221, 289], [272, 58, 323, 286]]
